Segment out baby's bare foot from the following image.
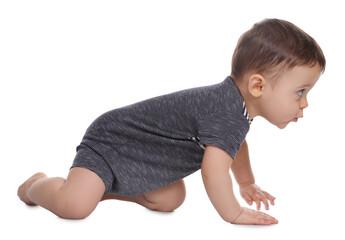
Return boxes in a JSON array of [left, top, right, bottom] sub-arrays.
[[17, 172, 47, 206]]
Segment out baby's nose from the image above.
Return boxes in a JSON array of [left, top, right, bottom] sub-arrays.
[[300, 98, 308, 109]]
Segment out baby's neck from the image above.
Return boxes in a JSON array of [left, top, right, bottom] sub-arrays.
[[233, 80, 259, 120]]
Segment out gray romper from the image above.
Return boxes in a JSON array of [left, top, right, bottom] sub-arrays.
[[71, 76, 251, 196]]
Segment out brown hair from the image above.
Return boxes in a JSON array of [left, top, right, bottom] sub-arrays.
[[231, 19, 326, 81]]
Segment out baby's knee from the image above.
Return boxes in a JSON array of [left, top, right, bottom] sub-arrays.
[[157, 193, 185, 212], [147, 180, 186, 212], [52, 192, 96, 219], [168, 184, 186, 211]]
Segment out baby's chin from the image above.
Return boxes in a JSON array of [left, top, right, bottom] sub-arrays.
[[266, 117, 294, 129], [276, 124, 288, 129], [276, 120, 297, 129], [265, 118, 288, 129]]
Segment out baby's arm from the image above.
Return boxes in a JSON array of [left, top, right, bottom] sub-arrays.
[[201, 145, 278, 225], [231, 140, 276, 210], [201, 145, 242, 222], [231, 140, 255, 186]]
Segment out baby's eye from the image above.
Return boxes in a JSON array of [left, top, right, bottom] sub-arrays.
[[297, 89, 305, 97]]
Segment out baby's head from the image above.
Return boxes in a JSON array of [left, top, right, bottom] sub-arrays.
[[231, 19, 326, 129]]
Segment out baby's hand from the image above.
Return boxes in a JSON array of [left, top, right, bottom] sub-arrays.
[[239, 184, 275, 210], [232, 207, 278, 225]]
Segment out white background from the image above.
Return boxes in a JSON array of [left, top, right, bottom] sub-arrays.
[[1, 0, 344, 239]]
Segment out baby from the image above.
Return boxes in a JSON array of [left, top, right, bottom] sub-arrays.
[[18, 18, 325, 225]]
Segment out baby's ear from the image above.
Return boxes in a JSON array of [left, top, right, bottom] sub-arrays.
[[248, 74, 265, 97]]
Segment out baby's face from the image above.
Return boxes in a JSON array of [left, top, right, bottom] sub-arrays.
[[260, 65, 321, 129]]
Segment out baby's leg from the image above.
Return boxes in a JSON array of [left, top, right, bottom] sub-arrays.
[[102, 180, 186, 212], [18, 167, 105, 219]]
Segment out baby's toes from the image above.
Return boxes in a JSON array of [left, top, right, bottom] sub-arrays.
[[17, 172, 47, 205]]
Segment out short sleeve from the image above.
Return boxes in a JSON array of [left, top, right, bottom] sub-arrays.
[[197, 110, 249, 160]]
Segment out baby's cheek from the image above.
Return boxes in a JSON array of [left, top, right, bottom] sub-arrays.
[[273, 102, 293, 123], [272, 102, 288, 118]]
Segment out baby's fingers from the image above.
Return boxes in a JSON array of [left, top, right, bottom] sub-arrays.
[[252, 195, 261, 210], [262, 191, 276, 205], [253, 210, 278, 225], [256, 192, 276, 210], [252, 193, 269, 210], [258, 211, 279, 225], [259, 192, 270, 210], [242, 193, 253, 206], [232, 207, 278, 225]]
